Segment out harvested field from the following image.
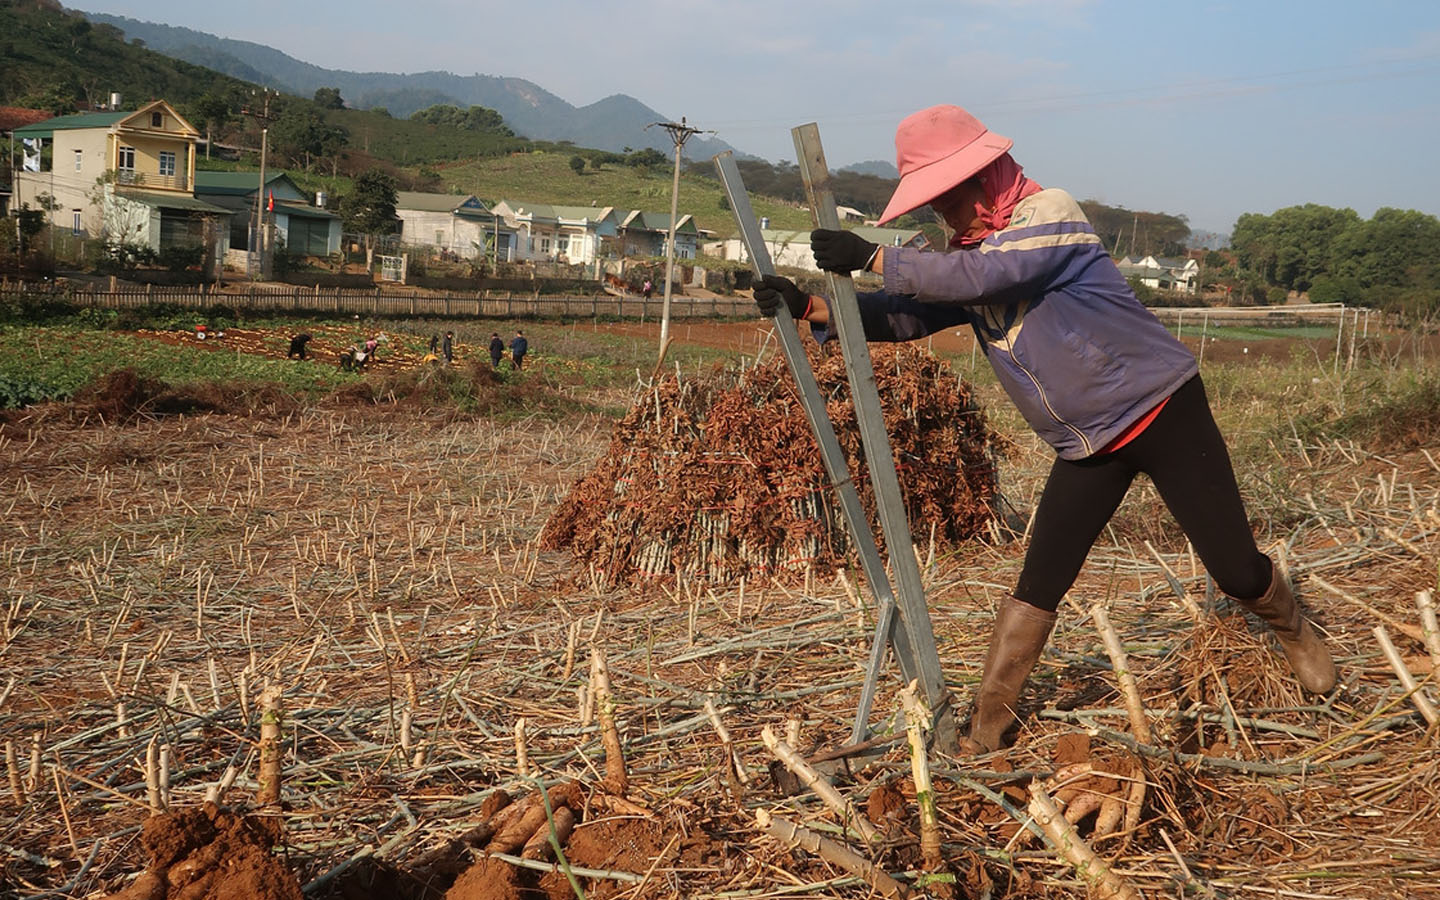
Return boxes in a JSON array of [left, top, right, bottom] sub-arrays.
[[2, 322, 1440, 899]]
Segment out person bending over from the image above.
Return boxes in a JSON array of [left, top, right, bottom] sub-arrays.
[[754, 104, 1336, 753]]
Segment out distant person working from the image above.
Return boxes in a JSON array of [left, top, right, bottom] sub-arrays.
[[509, 330, 528, 369]]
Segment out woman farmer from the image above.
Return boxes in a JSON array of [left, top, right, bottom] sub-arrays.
[[754, 104, 1336, 754]]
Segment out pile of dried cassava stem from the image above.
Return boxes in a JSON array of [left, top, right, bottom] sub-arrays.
[[542, 343, 1008, 584]]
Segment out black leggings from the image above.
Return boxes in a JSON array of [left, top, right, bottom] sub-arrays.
[[1013, 376, 1272, 613]]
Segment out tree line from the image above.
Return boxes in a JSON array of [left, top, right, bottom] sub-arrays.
[[1229, 204, 1440, 320]]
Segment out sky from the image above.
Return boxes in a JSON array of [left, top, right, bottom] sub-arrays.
[[89, 0, 1440, 234]]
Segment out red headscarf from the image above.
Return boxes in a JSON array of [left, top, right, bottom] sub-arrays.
[[950, 153, 1043, 248]]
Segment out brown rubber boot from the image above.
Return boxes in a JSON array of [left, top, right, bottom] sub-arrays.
[[1237, 567, 1337, 694], [959, 596, 1057, 754]]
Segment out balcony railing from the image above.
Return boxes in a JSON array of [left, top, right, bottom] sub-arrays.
[[116, 170, 189, 191]]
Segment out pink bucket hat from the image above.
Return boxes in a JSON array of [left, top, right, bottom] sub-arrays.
[[877, 105, 1013, 224]]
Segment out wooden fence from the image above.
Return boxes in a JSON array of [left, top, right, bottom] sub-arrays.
[[0, 281, 756, 321]]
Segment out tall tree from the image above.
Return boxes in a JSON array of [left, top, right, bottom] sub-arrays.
[[188, 90, 233, 159], [1231, 204, 1359, 291], [341, 168, 398, 261], [313, 87, 345, 109], [272, 106, 348, 172]]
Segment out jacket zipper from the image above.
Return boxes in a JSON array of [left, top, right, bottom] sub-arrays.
[[992, 310, 1091, 455], [1013, 356, 1091, 455]]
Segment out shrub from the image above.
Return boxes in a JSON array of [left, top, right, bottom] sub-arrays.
[[158, 244, 206, 273]]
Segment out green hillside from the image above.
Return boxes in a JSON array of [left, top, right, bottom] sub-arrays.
[[0, 0, 246, 112], [431, 152, 820, 241]]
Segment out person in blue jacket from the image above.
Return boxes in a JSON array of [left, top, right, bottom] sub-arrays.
[[755, 104, 1336, 754], [509, 330, 528, 369]]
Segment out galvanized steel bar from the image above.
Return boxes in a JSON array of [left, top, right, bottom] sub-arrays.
[[790, 124, 958, 753], [713, 152, 918, 742]]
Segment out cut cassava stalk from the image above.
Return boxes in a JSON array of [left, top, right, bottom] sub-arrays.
[[755, 809, 909, 899], [899, 681, 944, 879], [1092, 604, 1152, 744], [1416, 590, 1440, 672], [703, 697, 749, 786], [1028, 783, 1142, 900], [1311, 574, 1427, 642], [6, 739, 25, 806], [1092, 602, 1150, 838], [590, 649, 627, 795], [1144, 540, 1203, 620], [1374, 625, 1440, 726], [760, 724, 879, 846], [143, 737, 161, 814], [256, 683, 284, 808], [515, 717, 530, 777]]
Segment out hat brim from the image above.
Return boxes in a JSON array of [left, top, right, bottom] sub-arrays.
[[877, 133, 1013, 225]]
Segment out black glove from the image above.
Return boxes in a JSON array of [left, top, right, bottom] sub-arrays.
[[753, 274, 810, 319], [811, 228, 879, 273]]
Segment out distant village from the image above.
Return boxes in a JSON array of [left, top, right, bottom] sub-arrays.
[[2, 97, 984, 285]]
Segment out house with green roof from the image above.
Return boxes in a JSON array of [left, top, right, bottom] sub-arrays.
[[488, 200, 620, 264], [702, 225, 932, 273], [616, 211, 699, 260], [193, 170, 341, 259], [12, 99, 227, 256], [395, 191, 518, 262]]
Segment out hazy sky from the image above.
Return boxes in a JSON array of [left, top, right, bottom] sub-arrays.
[[91, 0, 1440, 233]]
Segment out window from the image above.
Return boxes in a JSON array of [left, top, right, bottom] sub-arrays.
[[72, 210, 81, 235], [117, 146, 135, 172], [158, 151, 176, 177], [540, 236, 551, 254], [435, 230, 445, 246], [151, 111, 163, 128], [73, 149, 82, 172]]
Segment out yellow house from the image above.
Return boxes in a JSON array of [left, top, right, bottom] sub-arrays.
[[13, 99, 227, 253]]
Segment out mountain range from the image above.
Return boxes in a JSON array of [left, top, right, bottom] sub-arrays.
[[81, 11, 742, 162]]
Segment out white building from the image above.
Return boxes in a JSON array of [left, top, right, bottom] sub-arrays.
[[489, 200, 619, 264], [395, 191, 517, 261], [1116, 255, 1200, 294]]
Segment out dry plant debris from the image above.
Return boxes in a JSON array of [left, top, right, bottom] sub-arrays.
[[542, 343, 1008, 584], [1, 347, 1439, 898]]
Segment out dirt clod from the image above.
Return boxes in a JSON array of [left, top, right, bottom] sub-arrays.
[[105, 804, 300, 900]]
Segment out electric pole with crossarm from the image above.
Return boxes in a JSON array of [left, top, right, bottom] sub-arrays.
[[241, 89, 276, 280], [645, 117, 711, 369]]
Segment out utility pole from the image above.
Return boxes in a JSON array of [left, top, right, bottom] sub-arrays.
[[241, 90, 276, 280], [645, 116, 711, 368], [10, 129, 19, 259]]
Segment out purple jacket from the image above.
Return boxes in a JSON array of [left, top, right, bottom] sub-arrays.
[[848, 188, 1197, 459]]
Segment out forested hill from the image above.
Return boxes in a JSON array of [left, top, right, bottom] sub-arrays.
[[80, 10, 739, 160], [0, 0, 248, 113]]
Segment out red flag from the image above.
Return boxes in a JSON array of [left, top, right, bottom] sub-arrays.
[[266, 190, 274, 212]]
